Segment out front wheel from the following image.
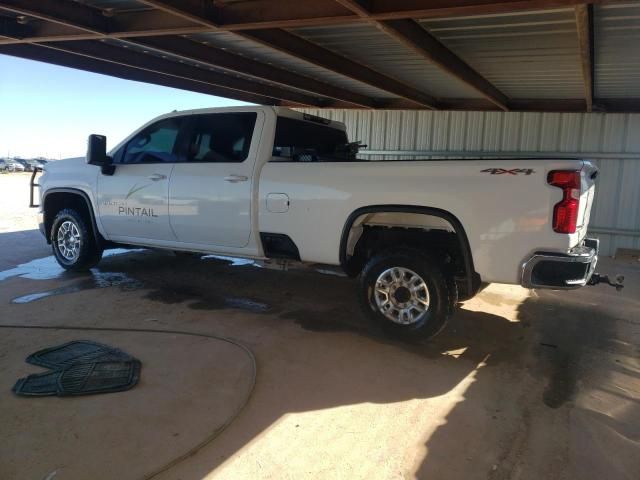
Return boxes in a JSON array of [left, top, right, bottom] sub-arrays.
[[358, 249, 455, 340], [51, 208, 103, 271]]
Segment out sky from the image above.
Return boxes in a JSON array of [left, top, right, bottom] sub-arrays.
[[0, 55, 250, 159]]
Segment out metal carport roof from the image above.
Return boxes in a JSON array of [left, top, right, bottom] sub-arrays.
[[0, 0, 639, 113]]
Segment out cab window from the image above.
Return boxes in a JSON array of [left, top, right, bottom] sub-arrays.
[[271, 117, 348, 162], [187, 113, 257, 163], [120, 117, 182, 164]]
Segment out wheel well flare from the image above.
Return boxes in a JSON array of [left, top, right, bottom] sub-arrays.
[[339, 206, 478, 299], [43, 191, 95, 244]]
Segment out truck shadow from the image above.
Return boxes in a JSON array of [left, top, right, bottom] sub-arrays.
[[101, 249, 529, 364], [118, 252, 637, 479], [88, 251, 537, 478]]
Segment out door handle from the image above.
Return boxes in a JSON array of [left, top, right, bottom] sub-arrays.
[[224, 175, 248, 183], [148, 173, 167, 181]]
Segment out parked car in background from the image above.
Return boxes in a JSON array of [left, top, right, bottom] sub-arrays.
[[15, 159, 33, 172], [0, 159, 8, 172], [6, 161, 25, 172]]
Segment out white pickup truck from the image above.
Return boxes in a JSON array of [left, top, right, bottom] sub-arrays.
[[34, 106, 604, 338]]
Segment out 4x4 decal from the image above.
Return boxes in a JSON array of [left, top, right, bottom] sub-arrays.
[[481, 168, 535, 175]]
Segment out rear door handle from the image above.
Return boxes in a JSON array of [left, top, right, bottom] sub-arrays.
[[148, 173, 167, 181], [224, 175, 248, 183]]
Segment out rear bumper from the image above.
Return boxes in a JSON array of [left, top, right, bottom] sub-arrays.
[[521, 238, 598, 289]]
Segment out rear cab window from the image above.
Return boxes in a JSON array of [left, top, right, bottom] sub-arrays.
[[271, 116, 350, 162]]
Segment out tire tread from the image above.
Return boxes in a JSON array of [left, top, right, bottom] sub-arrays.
[[358, 247, 454, 340], [51, 208, 102, 271]]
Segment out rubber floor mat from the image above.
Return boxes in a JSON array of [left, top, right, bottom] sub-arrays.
[[11, 370, 59, 396], [26, 340, 134, 369], [13, 360, 141, 396], [13, 341, 141, 397]]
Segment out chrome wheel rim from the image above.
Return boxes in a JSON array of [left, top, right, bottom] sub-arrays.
[[374, 267, 430, 325], [56, 220, 81, 261]]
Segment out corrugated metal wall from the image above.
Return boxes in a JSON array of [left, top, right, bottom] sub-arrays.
[[299, 109, 640, 256]]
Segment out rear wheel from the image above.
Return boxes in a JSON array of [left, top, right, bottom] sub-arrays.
[[358, 248, 454, 340], [51, 208, 102, 271]]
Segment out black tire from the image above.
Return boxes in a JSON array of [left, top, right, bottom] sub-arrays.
[[50, 208, 103, 271], [358, 248, 454, 340]]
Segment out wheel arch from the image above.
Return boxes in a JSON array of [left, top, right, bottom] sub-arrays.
[[42, 188, 101, 245], [339, 205, 478, 298]]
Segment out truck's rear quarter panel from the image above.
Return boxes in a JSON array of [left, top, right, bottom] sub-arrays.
[[258, 159, 589, 284]]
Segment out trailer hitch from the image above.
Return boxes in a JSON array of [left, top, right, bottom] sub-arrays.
[[588, 273, 625, 291]]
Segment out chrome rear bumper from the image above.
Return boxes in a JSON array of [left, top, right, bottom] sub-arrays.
[[521, 238, 598, 289]]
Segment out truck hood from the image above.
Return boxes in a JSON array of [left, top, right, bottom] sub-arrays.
[[43, 157, 85, 171]]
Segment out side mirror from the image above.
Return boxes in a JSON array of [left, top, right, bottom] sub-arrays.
[[86, 134, 114, 175]]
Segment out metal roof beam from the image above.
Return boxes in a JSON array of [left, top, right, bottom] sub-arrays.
[[0, 0, 630, 113], [575, 4, 594, 112], [382, 20, 509, 110], [138, 0, 359, 30], [0, 0, 620, 35], [0, 1, 379, 108], [377, 19, 509, 110], [239, 29, 437, 108], [130, 36, 378, 108], [0, 0, 108, 34], [0, 1, 213, 43], [335, 0, 509, 110], [0, 15, 31, 39], [354, 0, 616, 21], [152, 0, 618, 30], [597, 98, 640, 113], [214, 0, 358, 30], [0, 43, 278, 105], [133, 2, 439, 107], [39, 40, 330, 107], [139, 0, 619, 30], [135, 0, 218, 28], [301, 98, 640, 113], [107, 9, 211, 37], [1, 40, 638, 113], [0, 21, 211, 45]]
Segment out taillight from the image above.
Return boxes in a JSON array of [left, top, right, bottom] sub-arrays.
[[547, 170, 581, 234]]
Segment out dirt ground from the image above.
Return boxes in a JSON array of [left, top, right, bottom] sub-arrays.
[[0, 172, 638, 480]]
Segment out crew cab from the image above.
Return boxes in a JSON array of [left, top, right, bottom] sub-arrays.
[[33, 106, 601, 338]]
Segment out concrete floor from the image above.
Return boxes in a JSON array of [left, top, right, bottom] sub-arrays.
[[1, 172, 639, 480]]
